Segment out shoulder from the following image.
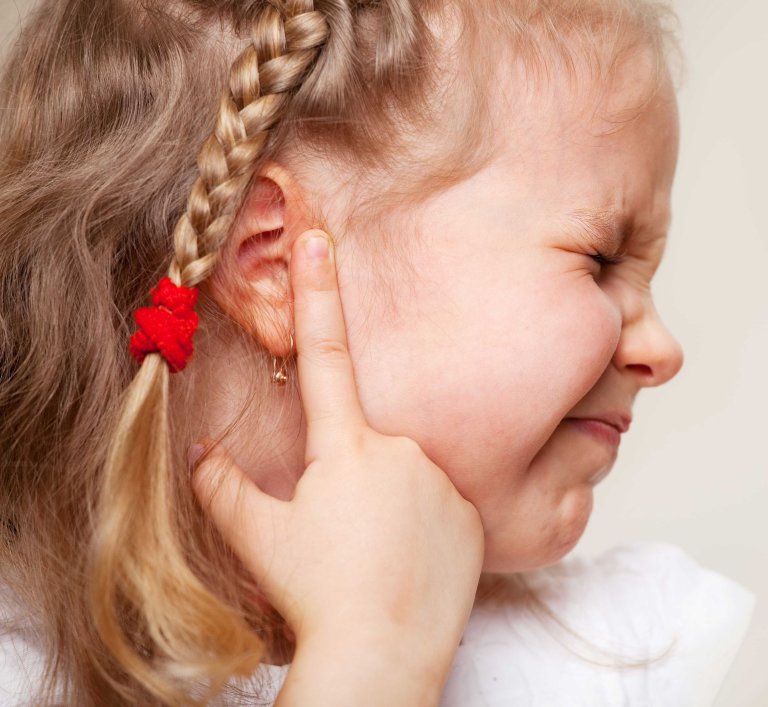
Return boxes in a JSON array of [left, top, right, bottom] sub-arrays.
[[444, 542, 756, 707], [559, 542, 757, 706], [531, 541, 756, 638], [528, 540, 718, 589], [526, 541, 745, 621], [472, 541, 750, 630]]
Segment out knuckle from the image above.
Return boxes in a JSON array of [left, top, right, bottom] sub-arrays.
[[390, 434, 424, 458], [461, 497, 482, 524], [320, 422, 368, 458], [305, 336, 349, 360], [343, 427, 371, 457], [458, 498, 484, 535], [305, 407, 337, 428]]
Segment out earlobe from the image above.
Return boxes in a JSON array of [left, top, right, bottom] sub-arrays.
[[207, 162, 314, 358]]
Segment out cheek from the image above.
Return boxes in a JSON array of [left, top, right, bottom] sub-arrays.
[[345, 267, 621, 472], [533, 282, 622, 420], [464, 278, 622, 450]]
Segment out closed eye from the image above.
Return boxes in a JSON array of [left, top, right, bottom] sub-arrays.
[[590, 252, 626, 268]]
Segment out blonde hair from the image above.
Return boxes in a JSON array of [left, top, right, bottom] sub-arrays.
[[0, 0, 679, 704]]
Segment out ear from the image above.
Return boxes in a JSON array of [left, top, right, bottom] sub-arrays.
[[208, 161, 316, 358]]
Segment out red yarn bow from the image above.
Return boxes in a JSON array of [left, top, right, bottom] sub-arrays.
[[129, 277, 199, 373]]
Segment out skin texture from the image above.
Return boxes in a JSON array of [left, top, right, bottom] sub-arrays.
[[195, 231, 486, 680], [340, 56, 683, 572], [204, 45, 684, 576]]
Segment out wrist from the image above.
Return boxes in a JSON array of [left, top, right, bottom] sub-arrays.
[[276, 627, 455, 707]]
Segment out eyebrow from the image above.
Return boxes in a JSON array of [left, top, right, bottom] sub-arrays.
[[565, 207, 633, 253]]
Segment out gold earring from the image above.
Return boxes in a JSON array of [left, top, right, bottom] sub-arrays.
[[271, 332, 295, 386]]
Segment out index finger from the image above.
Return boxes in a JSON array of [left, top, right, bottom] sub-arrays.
[[290, 229, 367, 457]]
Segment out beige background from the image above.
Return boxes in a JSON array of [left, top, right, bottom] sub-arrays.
[[2, 1, 766, 705], [576, 3, 767, 705]]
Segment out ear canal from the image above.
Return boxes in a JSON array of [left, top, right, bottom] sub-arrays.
[[233, 176, 287, 257]]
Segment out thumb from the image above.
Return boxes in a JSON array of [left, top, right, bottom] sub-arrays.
[[190, 440, 287, 570]]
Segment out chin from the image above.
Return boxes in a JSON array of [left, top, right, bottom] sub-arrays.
[[482, 485, 594, 574]]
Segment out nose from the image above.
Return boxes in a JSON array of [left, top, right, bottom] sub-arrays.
[[613, 301, 684, 388]]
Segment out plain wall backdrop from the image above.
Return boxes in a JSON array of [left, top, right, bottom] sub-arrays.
[[1, 1, 766, 705], [576, 3, 767, 705]]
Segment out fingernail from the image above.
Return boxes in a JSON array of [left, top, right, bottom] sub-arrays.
[[188, 443, 205, 466], [304, 233, 329, 260]]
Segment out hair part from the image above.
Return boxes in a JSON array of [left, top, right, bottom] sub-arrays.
[[0, 0, 680, 703]]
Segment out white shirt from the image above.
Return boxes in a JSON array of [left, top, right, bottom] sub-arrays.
[[0, 542, 756, 706], [437, 542, 756, 706]]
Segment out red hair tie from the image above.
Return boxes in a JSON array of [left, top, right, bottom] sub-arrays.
[[129, 277, 199, 373]]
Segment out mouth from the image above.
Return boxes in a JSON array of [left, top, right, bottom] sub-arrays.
[[587, 413, 632, 434], [561, 412, 631, 485], [564, 414, 630, 448]]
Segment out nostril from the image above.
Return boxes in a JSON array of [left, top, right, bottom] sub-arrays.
[[626, 363, 653, 377]]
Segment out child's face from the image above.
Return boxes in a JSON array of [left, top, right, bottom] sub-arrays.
[[338, 51, 683, 572]]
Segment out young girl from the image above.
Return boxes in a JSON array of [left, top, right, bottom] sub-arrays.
[[0, 0, 755, 705]]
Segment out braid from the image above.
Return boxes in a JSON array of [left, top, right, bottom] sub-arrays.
[[171, 1, 331, 290], [89, 2, 342, 703], [0, 0, 680, 702]]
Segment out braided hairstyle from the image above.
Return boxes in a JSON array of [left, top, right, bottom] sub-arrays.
[[0, 0, 449, 704], [0, 0, 679, 704], [92, 0, 457, 703]]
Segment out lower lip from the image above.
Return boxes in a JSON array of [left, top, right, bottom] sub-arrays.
[[566, 418, 621, 448]]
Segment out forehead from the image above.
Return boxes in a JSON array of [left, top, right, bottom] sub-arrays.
[[487, 41, 679, 227], [492, 37, 677, 143]]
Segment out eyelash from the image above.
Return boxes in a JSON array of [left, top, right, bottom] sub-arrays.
[[590, 251, 626, 269]]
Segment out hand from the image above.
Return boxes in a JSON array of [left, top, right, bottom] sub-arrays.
[[192, 229, 484, 657]]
